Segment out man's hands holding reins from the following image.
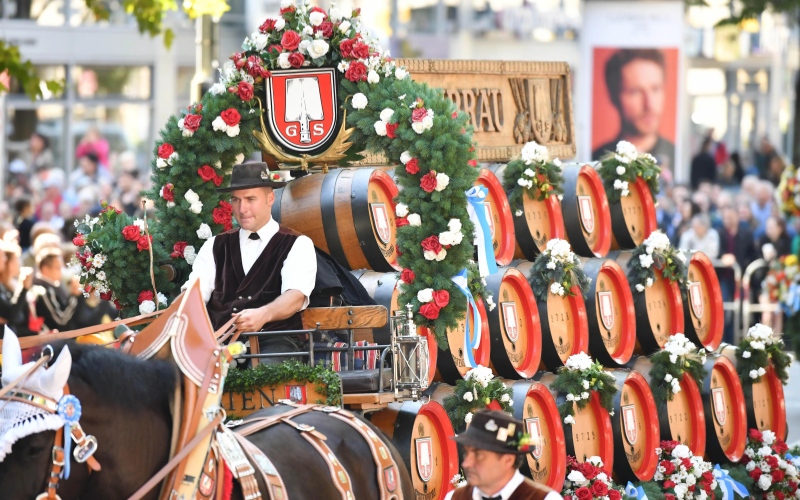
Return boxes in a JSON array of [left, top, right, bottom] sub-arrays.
[[231, 289, 306, 333]]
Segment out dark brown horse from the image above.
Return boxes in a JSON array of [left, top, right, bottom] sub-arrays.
[[0, 342, 413, 499]]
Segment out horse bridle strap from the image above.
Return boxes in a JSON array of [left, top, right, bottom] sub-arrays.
[[36, 427, 64, 500]]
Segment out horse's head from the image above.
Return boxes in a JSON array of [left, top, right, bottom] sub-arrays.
[[0, 328, 73, 499]]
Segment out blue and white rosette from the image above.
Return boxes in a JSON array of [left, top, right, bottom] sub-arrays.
[[452, 269, 481, 368], [465, 186, 498, 278], [782, 282, 800, 316], [713, 464, 748, 500], [625, 481, 648, 500], [56, 394, 82, 479]]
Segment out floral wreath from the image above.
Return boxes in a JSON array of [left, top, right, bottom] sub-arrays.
[[442, 365, 513, 430], [501, 141, 564, 216], [645, 440, 718, 500], [736, 324, 791, 386], [596, 140, 661, 204], [627, 230, 688, 293], [94, 0, 492, 335], [648, 333, 707, 406], [561, 456, 624, 500], [741, 429, 797, 498], [527, 239, 591, 302], [550, 352, 617, 426], [777, 164, 800, 218]]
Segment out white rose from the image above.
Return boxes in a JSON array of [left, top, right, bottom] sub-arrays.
[[225, 124, 240, 138], [209, 83, 226, 95], [500, 393, 510, 402], [367, 70, 380, 84], [309, 11, 325, 26], [274, 17, 285, 31], [329, 7, 343, 22], [417, 288, 433, 303], [762, 429, 776, 445], [189, 201, 203, 214], [563, 415, 575, 425], [758, 367, 766, 377], [302, 26, 314, 37], [435, 249, 447, 261], [448, 219, 462, 233], [758, 474, 773, 491], [750, 369, 759, 379], [400, 151, 411, 164], [408, 214, 421, 226], [423, 250, 437, 261], [464, 412, 473, 424], [566, 393, 575, 401], [412, 122, 426, 134], [616, 166, 626, 175], [196, 223, 213, 240], [395, 68, 408, 80], [278, 52, 292, 69], [646, 277, 654, 287], [639, 254, 654, 268], [567, 470, 587, 485], [395, 203, 409, 217], [380, 108, 395, 123], [582, 380, 590, 390], [463, 392, 474, 402], [157, 292, 168, 305], [184, 246, 197, 265], [435, 173, 449, 191], [351, 92, 368, 110], [280, 0, 293, 8], [184, 189, 200, 203], [156, 158, 168, 169], [669, 354, 678, 364], [374, 121, 388, 136], [338, 20, 351, 33], [523, 168, 535, 177], [139, 300, 156, 315], [308, 39, 330, 59], [665, 374, 674, 383], [298, 39, 311, 54], [212, 115, 228, 132], [252, 32, 269, 51], [422, 115, 434, 129]]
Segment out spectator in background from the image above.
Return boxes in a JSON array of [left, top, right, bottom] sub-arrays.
[[729, 152, 745, 185], [0, 239, 36, 337], [115, 168, 142, 216], [719, 207, 757, 271], [758, 216, 793, 261], [76, 127, 110, 168], [38, 201, 63, 232], [679, 213, 720, 258], [750, 182, 775, 239], [710, 191, 732, 231], [672, 199, 701, 245], [754, 137, 776, 181], [767, 155, 787, 187], [13, 197, 34, 251], [69, 153, 113, 197], [690, 137, 717, 190], [30, 248, 83, 332], [35, 169, 65, 220]]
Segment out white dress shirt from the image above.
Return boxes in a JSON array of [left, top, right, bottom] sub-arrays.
[[184, 218, 316, 309], [443, 471, 561, 500]]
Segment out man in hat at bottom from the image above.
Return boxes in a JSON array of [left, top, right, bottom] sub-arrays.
[[183, 163, 316, 361], [446, 410, 560, 500]]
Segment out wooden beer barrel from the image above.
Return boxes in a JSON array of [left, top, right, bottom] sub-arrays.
[[611, 251, 684, 354], [370, 399, 459, 500], [426, 299, 491, 384], [514, 260, 589, 371], [630, 356, 707, 457], [475, 168, 516, 266], [561, 163, 612, 258], [580, 258, 636, 367], [353, 270, 437, 387], [509, 380, 568, 490], [701, 354, 747, 463], [533, 372, 614, 474], [272, 168, 399, 272], [608, 370, 660, 482], [609, 177, 658, 249], [716, 344, 787, 440], [488, 164, 567, 260], [484, 267, 542, 379], [684, 252, 724, 351]]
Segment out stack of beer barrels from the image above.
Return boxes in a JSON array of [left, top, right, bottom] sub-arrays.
[[271, 164, 787, 499]]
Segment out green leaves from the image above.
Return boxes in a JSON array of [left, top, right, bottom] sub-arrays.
[[224, 360, 341, 406], [0, 41, 64, 100]]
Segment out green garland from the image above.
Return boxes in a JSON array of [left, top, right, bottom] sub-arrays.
[[736, 323, 792, 389], [627, 230, 688, 293], [648, 333, 707, 406], [596, 140, 660, 204], [224, 360, 341, 406], [501, 141, 564, 213], [527, 238, 591, 302], [550, 353, 617, 425], [442, 365, 512, 431]]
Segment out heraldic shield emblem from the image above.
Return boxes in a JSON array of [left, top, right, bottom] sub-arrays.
[[688, 282, 704, 319], [711, 387, 727, 426], [415, 437, 433, 483], [577, 196, 595, 234], [525, 418, 543, 460], [597, 291, 614, 330], [622, 405, 637, 445], [264, 67, 343, 157]]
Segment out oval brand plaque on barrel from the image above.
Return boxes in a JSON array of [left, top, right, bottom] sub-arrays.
[[684, 252, 723, 350]]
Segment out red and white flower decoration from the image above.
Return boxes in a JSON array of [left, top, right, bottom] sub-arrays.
[[184, 189, 203, 214], [652, 440, 717, 500], [156, 143, 178, 169], [561, 456, 624, 500], [742, 429, 799, 498], [177, 113, 202, 137], [212, 108, 241, 137], [160, 183, 175, 208], [410, 98, 434, 134]]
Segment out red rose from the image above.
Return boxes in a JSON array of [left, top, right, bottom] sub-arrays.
[[574, 487, 592, 500], [664, 495, 676, 500], [419, 303, 440, 320], [578, 462, 598, 480], [400, 269, 415, 284], [339, 38, 356, 58], [608, 490, 621, 500], [701, 471, 714, 484], [451, 111, 458, 119], [213, 175, 223, 187], [777, 492, 786, 500], [288, 52, 305, 68], [405, 158, 419, 174], [749, 429, 764, 442], [773, 469, 786, 482], [72, 235, 85, 247], [220, 108, 241, 127], [344, 61, 368, 82], [432, 290, 449, 308], [122, 225, 141, 242], [114, 300, 122, 310], [281, 30, 301, 51], [315, 21, 333, 38], [386, 122, 398, 139], [750, 467, 762, 481], [591, 481, 608, 497], [183, 113, 202, 132], [237, 81, 254, 101], [420, 171, 437, 193], [100, 291, 113, 301], [660, 440, 678, 454], [198, 164, 217, 182], [773, 440, 789, 455], [279, 5, 294, 14], [268, 44, 283, 54], [309, 6, 326, 16], [137, 235, 152, 252], [661, 460, 676, 475], [766, 455, 779, 469], [218, 200, 233, 214], [564, 496, 573, 500], [663, 480, 676, 489], [162, 183, 174, 202], [411, 108, 428, 123], [467, 159, 478, 167], [138, 290, 154, 304], [157, 143, 174, 159], [259, 18, 276, 32], [171, 241, 188, 259], [420, 235, 442, 254], [680, 458, 692, 470], [351, 42, 370, 59], [395, 217, 408, 227]]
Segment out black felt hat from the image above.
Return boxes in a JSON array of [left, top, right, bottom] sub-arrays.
[[451, 410, 533, 455], [215, 162, 286, 192]]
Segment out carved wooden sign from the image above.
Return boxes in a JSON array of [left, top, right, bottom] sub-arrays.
[[357, 60, 575, 164]]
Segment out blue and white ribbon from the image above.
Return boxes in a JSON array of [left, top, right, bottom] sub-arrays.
[[786, 453, 800, 467], [56, 395, 83, 479], [713, 464, 749, 500], [625, 481, 648, 500], [465, 186, 498, 278], [452, 269, 481, 368], [783, 282, 800, 316]]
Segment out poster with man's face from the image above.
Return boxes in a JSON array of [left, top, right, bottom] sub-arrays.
[[591, 47, 679, 173]]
